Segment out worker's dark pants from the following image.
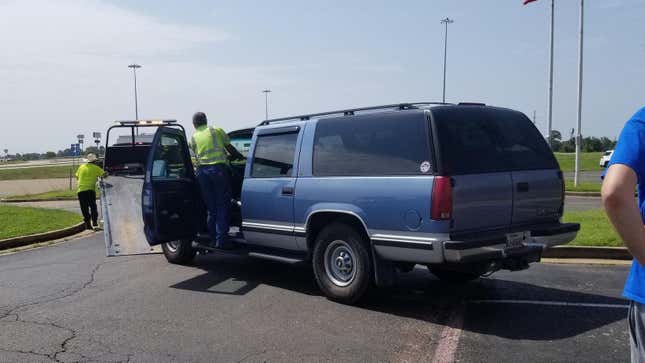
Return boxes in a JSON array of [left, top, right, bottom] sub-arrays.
[[77, 190, 98, 228], [196, 164, 231, 247]]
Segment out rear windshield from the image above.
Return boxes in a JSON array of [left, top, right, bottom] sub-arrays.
[[313, 112, 431, 176], [432, 107, 558, 175]]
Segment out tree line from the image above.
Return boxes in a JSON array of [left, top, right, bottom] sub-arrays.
[[548, 130, 616, 153], [8, 146, 105, 161]]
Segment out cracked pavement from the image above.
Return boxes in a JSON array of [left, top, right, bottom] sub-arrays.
[[0, 233, 632, 362]]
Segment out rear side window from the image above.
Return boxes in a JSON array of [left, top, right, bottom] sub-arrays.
[[432, 107, 557, 175], [496, 112, 557, 171], [251, 132, 298, 177], [313, 113, 431, 176]]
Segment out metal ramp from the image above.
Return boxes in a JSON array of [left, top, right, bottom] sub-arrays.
[[100, 175, 161, 256]]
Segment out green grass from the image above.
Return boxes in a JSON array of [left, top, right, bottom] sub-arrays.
[[564, 180, 601, 193], [563, 208, 622, 247], [554, 152, 603, 172], [0, 205, 82, 240], [3, 189, 83, 201], [0, 165, 78, 180]]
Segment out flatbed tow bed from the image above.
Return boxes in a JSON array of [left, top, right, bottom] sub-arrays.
[[101, 119, 183, 257]]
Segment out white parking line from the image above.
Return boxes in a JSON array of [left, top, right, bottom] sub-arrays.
[[426, 299, 627, 363], [431, 303, 465, 363], [469, 299, 629, 309]]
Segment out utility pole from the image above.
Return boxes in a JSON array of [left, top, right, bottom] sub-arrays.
[[128, 64, 142, 136], [547, 0, 555, 148], [574, 0, 584, 187], [262, 89, 271, 120], [440, 17, 454, 104]]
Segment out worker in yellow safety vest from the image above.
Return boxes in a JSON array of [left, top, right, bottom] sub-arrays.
[[189, 112, 244, 249], [75, 153, 105, 230]]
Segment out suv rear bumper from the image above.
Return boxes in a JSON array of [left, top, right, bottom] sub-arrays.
[[442, 223, 580, 263], [372, 223, 580, 264]]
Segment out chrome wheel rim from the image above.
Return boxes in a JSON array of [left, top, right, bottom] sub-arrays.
[[323, 240, 356, 287], [166, 240, 180, 253]]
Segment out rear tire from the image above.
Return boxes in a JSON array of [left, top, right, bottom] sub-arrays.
[[162, 240, 196, 265], [428, 267, 480, 283], [313, 223, 372, 304]]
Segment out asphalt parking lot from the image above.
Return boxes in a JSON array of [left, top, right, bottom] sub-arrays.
[[0, 233, 631, 363]]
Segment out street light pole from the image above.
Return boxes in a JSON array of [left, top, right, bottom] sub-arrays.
[[262, 89, 271, 120], [574, 0, 584, 187], [547, 0, 555, 148], [128, 64, 141, 120], [440, 17, 454, 104]]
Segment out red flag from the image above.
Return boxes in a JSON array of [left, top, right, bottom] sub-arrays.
[[523, 0, 538, 4]]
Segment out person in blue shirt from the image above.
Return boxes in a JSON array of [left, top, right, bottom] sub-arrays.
[[602, 107, 645, 362]]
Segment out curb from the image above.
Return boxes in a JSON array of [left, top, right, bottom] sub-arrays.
[[542, 245, 632, 260], [0, 222, 87, 251]]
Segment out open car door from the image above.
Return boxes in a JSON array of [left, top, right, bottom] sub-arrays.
[[142, 127, 202, 245]]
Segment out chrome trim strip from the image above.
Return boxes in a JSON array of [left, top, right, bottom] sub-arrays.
[[370, 233, 436, 243], [242, 221, 294, 232], [307, 176, 434, 179]]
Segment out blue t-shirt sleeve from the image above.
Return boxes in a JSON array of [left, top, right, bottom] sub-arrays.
[[607, 120, 645, 181]]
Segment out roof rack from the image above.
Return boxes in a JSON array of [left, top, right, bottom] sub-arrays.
[[115, 120, 177, 126], [258, 102, 451, 126]]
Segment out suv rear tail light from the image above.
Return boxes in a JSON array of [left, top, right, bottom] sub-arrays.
[[431, 176, 453, 220]]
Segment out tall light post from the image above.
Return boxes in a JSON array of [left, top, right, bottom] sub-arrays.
[[547, 0, 555, 148], [262, 89, 271, 120], [128, 64, 142, 120], [573, 0, 585, 187], [440, 17, 454, 104]]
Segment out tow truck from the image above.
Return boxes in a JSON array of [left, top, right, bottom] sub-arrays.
[[100, 120, 249, 256]]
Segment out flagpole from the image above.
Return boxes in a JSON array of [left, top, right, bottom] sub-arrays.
[[574, 0, 584, 187], [547, 0, 554, 148]]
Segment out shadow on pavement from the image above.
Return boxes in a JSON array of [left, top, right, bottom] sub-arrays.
[[170, 253, 628, 341]]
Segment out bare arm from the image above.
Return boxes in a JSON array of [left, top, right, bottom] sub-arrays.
[[602, 164, 645, 265]]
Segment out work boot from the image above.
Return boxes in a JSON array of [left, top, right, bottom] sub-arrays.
[[85, 221, 93, 230]]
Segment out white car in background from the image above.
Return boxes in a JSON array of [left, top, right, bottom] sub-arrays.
[[600, 150, 614, 167]]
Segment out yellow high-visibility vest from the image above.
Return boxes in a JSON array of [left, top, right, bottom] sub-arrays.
[[189, 125, 230, 167], [75, 163, 104, 192]]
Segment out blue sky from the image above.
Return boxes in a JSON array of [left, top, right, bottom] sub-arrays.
[[1, 0, 644, 153]]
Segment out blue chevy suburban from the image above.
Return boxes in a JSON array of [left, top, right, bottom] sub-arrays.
[[102, 103, 580, 303]]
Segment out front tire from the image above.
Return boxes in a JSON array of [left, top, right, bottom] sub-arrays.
[[162, 240, 196, 265], [313, 223, 372, 304]]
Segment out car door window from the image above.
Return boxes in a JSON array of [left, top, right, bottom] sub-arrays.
[[151, 133, 189, 180], [251, 132, 298, 177]]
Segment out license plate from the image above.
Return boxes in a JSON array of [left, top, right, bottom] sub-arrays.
[[506, 231, 530, 249]]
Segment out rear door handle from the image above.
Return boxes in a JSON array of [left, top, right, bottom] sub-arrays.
[[517, 182, 529, 193], [281, 186, 294, 196]]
